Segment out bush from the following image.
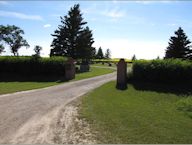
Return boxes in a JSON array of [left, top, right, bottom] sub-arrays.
[[176, 97, 192, 112], [0, 56, 67, 76], [131, 59, 192, 83]]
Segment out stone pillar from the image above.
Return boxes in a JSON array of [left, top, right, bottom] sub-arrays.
[[65, 57, 75, 80], [116, 58, 127, 90]]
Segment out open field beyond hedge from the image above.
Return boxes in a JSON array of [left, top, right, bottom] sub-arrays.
[[80, 81, 192, 144]]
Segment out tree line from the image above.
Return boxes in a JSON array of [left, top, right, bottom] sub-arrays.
[[0, 4, 192, 60]]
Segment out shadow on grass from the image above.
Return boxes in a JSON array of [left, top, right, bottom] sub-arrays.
[[0, 73, 69, 83], [128, 80, 192, 96]]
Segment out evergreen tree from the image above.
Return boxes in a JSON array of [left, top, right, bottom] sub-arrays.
[[50, 4, 94, 60], [0, 44, 4, 54], [104, 48, 111, 59], [156, 56, 160, 60], [165, 27, 192, 59], [131, 54, 136, 61], [96, 47, 104, 59], [76, 26, 95, 60]]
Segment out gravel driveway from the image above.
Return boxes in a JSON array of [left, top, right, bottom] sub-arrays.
[[0, 72, 116, 143]]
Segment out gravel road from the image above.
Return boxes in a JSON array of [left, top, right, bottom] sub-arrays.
[[0, 72, 116, 143]]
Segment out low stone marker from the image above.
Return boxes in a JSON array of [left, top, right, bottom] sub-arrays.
[[65, 57, 75, 80], [80, 61, 90, 72], [116, 58, 127, 90]]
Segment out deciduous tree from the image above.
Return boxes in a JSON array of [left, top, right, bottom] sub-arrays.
[[0, 25, 29, 56], [33, 45, 42, 57]]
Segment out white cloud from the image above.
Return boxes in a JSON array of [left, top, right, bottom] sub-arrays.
[[0, 1, 9, 5], [0, 10, 43, 21], [43, 24, 51, 28], [50, 14, 61, 18], [102, 8, 126, 18], [93, 38, 166, 59], [167, 23, 177, 27], [135, 1, 155, 4], [81, 3, 98, 15], [135, 1, 177, 4]]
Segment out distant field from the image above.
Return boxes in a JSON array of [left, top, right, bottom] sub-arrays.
[[0, 66, 115, 95], [92, 58, 132, 63], [80, 81, 192, 144]]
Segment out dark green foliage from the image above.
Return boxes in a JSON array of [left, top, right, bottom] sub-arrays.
[[0, 44, 4, 54], [0, 25, 29, 56], [33, 45, 42, 57], [76, 26, 95, 60], [0, 56, 67, 76], [165, 27, 192, 59], [96, 47, 104, 59], [51, 4, 95, 60], [132, 59, 192, 83], [131, 54, 136, 61], [104, 48, 111, 59]]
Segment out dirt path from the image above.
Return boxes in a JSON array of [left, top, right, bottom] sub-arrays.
[[0, 72, 116, 144]]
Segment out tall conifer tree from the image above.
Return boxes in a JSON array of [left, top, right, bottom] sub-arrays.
[[50, 4, 95, 60], [165, 27, 192, 59]]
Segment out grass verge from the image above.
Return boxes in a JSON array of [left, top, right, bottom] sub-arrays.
[[74, 66, 115, 81], [79, 81, 192, 144], [0, 66, 115, 95]]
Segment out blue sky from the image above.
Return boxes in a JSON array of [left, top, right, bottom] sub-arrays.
[[1, 1, 192, 59]]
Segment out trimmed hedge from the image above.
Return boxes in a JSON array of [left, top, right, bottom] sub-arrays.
[[131, 59, 192, 83], [0, 56, 67, 76]]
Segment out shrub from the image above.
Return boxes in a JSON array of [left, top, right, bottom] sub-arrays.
[[176, 97, 192, 112], [131, 59, 192, 83], [0, 56, 67, 76]]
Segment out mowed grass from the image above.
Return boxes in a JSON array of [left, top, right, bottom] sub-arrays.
[[92, 62, 132, 68], [74, 66, 115, 81], [80, 81, 192, 144], [0, 82, 59, 95], [92, 63, 117, 67], [0, 66, 115, 95]]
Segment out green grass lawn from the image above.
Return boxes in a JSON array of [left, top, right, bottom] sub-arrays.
[[74, 66, 115, 81], [0, 82, 59, 95], [92, 62, 132, 68], [0, 66, 115, 95], [80, 81, 192, 144], [92, 62, 117, 67]]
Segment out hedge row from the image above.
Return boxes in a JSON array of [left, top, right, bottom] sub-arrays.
[[0, 56, 67, 76], [131, 59, 192, 83]]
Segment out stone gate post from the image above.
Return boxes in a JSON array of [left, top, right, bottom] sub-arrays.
[[116, 58, 127, 90], [65, 57, 75, 80]]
